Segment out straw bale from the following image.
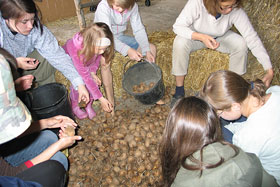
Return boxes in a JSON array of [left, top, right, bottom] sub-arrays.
[[55, 0, 280, 97], [243, 0, 280, 85]]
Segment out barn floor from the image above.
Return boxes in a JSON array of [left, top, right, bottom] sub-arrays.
[[46, 0, 188, 186]]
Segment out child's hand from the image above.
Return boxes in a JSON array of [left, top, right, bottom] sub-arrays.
[[262, 68, 273, 87], [145, 51, 155, 63], [77, 84, 89, 104], [90, 72, 102, 86], [57, 135, 82, 150], [16, 57, 39, 70], [40, 115, 77, 130], [127, 48, 142, 61], [14, 74, 34, 91], [99, 97, 113, 112], [201, 34, 219, 49]]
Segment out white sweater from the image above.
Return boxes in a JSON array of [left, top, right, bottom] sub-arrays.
[[173, 0, 272, 70], [226, 86, 280, 185], [94, 0, 150, 56]]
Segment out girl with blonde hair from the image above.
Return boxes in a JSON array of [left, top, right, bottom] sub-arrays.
[[63, 22, 115, 119]]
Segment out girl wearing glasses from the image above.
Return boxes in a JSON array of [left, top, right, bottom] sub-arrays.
[[170, 0, 273, 108], [160, 96, 277, 187], [200, 70, 280, 185]]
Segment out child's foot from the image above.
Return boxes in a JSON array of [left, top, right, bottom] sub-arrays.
[[85, 105, 96, 120], [72, 107, 88, 119]]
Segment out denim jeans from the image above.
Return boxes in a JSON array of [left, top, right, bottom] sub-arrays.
[[220, 115, 247, 144], [0, 130, 68, 170], [117, 35, 139, 49]]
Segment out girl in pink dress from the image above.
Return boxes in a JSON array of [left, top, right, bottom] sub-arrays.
[[63, 22, 115, 119]]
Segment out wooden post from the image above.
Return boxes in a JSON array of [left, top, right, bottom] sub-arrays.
[[73, 0, 86, 30]]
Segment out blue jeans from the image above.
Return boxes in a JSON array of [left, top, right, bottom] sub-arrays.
[[220, 115, 247, 144], [0, 130, 68, 170], [117, 35, 139, 49]]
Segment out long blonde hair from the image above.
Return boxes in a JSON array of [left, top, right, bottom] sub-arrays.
[[200, 70, 266, 110], [78, 22, 114, 66]]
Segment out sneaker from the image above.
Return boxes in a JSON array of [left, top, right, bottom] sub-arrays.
[[170, 95, 184, 109]]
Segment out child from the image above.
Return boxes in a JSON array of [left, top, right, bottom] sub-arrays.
[[0, 53, 81, 175], [94, 0, 156, 63], [0, 0, 89, 106], [200, 70, 280, 185], [170, 0, 273, 107], [160, 96, 277, 187], [63, 23, 115, 119]]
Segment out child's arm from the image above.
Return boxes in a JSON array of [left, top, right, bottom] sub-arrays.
[[18, 115, 77, 138], [129, 4, 151, 56], [29, 135, 82, 166], [71, 52, 103, 101], [100, 57, 114, 111]]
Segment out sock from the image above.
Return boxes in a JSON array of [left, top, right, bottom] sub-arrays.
[[174, 86, 185, 97]]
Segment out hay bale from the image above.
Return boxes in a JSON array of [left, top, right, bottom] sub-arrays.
[[55, 0, 280, 97]]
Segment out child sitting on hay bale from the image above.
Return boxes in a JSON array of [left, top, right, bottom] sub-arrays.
[[171, 0, 274, 107], [94, 0, 156, 63]]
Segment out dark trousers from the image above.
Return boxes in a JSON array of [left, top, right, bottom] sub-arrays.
[[16, 160, 66, 187]]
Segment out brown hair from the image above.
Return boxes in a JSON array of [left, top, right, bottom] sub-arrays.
[[78, 22, 114, 66], [200, 70, 266, 110], [203, 0, 242, 17], [0, 0, 43, 34], [160, 96, 239, 187], [107, 0, 135, 10]]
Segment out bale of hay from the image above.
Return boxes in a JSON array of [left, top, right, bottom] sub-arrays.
[[55, 0, 280, 97]]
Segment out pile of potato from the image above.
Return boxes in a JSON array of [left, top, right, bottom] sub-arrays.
[[67, 89, 172, 186], [133, 82, 155, 94]]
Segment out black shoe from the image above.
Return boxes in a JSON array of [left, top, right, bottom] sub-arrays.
[[170, 95, 184, 108]]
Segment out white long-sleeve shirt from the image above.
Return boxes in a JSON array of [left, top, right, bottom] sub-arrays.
[[173, 0, 272, 70], [226, 86, 280, 185], [94, 0, 150, 56]]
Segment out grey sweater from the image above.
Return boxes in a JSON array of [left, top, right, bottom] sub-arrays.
[[0, 13, 84, 89], [94, 0, 150, 56]]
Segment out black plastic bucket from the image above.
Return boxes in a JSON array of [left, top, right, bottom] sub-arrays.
[[122, 60, 165, 105], [27, 83, 74, 121]]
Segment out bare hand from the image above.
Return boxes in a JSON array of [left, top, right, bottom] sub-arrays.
[[77, 84, 89, 104], [201, 34, 220, 49], [262, 68, 273, 87], [127, 48, 142, 61], [99, 97, 113, 112], [57, 135, 82, 150], [40, 115, 77, 130], [91, 72, 101, 86], [14, 74, 34, 91], [16, 57, 39, 70], [145, 51, 155, 63]]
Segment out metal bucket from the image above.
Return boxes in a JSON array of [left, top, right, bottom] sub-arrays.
[[122, 60, 165, 105]]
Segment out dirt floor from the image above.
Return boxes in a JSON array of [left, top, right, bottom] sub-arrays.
[[47, 0, 186, 43], [47, 0, 188, 186]]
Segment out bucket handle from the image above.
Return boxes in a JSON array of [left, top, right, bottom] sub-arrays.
[[123, 59, 137, 74], [123, 59, 160, 75]]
